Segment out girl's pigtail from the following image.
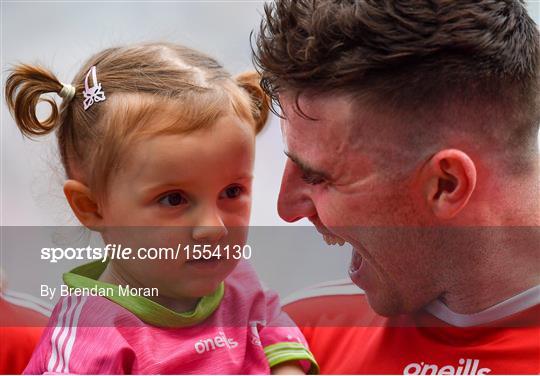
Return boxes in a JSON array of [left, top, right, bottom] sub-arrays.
[[5, 64, 69, 137], [235, 71, 270, 134]]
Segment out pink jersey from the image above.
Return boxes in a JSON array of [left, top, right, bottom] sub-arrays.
[[25, 261, 317, 374]]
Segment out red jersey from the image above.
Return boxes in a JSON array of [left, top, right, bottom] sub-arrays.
[[0, 290, 52, 374], [283, 280, 540, 375]]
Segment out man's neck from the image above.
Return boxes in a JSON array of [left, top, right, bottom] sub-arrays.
[[440, 226, 540, 314]]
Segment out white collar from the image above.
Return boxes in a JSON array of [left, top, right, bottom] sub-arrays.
[[425, 284, 540, 327]]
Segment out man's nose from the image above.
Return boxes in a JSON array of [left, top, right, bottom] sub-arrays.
[[192, 207, 228, 242], [277, 160, 317, 222]]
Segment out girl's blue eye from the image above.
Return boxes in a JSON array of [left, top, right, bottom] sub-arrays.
[[220, 185, 244, 199], [159, 192, 187, 207]]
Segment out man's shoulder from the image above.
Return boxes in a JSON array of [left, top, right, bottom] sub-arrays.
[[282, 282, 540, 374], [282, 279, 386, 326], [1, 290, 52, 324], [282, 278, 365, 306], [0, 291, 51, 374]]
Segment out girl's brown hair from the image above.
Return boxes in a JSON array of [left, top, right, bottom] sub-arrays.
[[5, 42, 269, 199]]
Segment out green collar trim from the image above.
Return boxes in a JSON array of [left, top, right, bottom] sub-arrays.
[[62, 260, 224, 328]]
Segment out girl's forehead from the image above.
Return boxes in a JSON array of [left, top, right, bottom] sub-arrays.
[[115, 114, 255, 189], [104, 92, 256, 137], [139, 112, 255, 152]]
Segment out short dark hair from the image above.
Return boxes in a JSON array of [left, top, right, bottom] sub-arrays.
[[254, 0, 540, 162]]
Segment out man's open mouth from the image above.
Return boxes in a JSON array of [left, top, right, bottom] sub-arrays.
[[310, 218, 347, 246], [322, 232, 346, 246], [349, 248, 363, 274]]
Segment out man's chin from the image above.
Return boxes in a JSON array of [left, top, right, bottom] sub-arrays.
[[364, 292, 404, 317], [350, 275, 404, 317]]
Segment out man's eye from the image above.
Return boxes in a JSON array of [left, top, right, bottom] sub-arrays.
[[220, 185, 245, 199], [301, 173, 325, 185], [158, 192, 187, 207]]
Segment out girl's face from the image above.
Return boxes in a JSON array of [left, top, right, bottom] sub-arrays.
[[99, 112, 255, 302]]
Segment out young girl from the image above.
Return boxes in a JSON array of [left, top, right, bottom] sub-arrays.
[[5, 42, 317, 374]]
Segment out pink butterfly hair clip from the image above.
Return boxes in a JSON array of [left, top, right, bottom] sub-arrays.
[[83, 66, 106, 110]]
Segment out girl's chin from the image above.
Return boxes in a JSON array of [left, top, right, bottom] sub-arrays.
[[179, 273, 230, 296], [182, 281, 223, 298]]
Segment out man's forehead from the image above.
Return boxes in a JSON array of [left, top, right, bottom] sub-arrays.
[[280, 93, 357, 154], [279, 91, 354, 122], [279, 97, 362, 180], [280, 92, 410, 153], [279, 92, 370, 152]]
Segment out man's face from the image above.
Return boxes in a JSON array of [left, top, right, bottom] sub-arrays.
[[278, 93, 442, 316]]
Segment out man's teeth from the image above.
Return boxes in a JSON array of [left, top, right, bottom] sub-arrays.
[[323, 234, 346, 246]]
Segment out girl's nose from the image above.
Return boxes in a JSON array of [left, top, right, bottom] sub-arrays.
[[192, 209, 228, 242]]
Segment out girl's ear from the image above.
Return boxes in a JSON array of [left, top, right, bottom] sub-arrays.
[[63, 180, 104, 229], [235, 71, 270, 134]]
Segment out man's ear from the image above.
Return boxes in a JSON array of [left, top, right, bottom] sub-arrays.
[[63, 180, 103, 229], [420, 149, 477, 220]]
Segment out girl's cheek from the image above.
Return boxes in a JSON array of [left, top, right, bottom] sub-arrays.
[[230, 199, 252, 224], [222, 209, 251, 228]]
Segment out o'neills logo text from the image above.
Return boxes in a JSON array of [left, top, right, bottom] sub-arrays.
[[194, 332, 238, 354], [404, 358, 491, 375]]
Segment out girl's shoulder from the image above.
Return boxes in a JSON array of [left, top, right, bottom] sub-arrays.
[[25, 295, 141, 374], [224, 260, 267, 296], [48, 294, 142, 328], [221, 261, 281, 319]]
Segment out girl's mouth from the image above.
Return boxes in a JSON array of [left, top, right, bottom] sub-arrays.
[[186, 257, 223, 271]]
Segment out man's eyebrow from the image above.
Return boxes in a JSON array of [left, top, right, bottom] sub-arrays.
[[284, 151, 331, 180]]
